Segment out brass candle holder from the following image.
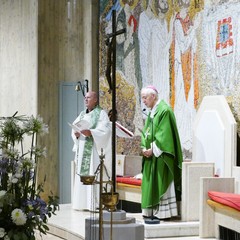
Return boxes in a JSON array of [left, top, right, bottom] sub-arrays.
[[101, 192, 119, 212], [80, 175, 96, 185]]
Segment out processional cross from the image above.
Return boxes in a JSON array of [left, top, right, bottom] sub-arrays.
[[105, 6, 126, 192], [97, 5, 126, 240]]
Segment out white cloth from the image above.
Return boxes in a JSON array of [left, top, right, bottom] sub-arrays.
[[142, 181, 178, 219], [71, 109, 111, 210]]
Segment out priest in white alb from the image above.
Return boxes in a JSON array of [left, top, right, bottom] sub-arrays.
[[71, 91, 111, 210]]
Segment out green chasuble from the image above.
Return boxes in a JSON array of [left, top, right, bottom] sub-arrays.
[[141, 100, 183, 209]]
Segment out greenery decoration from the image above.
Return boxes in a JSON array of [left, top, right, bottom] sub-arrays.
[[0, 113, 59, 240]]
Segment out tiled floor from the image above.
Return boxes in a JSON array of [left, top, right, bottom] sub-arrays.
[[36, 204, 216, 240]]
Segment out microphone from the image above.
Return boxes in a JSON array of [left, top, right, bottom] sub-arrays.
[[142, 108, 149, 119]]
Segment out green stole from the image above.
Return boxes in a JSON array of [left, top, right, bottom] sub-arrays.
[[79, 106, 101, 175]]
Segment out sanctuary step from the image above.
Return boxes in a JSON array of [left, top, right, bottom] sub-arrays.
[[85, 210, 144, 240], [46, 204, 200, 239]]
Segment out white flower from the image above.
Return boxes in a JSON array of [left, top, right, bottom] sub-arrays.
[[11, 177, 18, 184], [15, 173, 22, 178], [11, 208, 27, 226], [0, 190, 6, 198], [0, 228, 6, 238]]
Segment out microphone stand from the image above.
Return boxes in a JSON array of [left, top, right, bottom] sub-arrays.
[[143, 110, 160, 225]]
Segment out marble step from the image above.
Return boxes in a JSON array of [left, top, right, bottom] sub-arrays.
[[144, 220, 199, 238], [46, 205, 200, 239]]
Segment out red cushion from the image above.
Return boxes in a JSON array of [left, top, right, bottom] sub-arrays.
[[116, 176, 142, 186], [208, 191, 240, 211]]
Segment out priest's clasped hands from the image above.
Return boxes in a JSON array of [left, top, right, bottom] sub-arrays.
[[142, 148, 153, 158]]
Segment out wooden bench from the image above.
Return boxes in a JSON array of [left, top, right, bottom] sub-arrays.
[[207, 199, 240, 238], [199, 177, 237, 239], [207, 199, 240, 220], [116, 155, 142, 203], [116, 176, 141, 203], [117, 182, 141, 203]]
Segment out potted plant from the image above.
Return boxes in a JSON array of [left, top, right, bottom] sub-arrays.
[[0, 113, 59, 240]]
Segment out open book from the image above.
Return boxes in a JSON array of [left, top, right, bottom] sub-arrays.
[[68, 119, 91, 132], [69, 119, 134, 138]]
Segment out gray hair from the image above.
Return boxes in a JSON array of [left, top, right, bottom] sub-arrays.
[[141, 87, 159, 99]]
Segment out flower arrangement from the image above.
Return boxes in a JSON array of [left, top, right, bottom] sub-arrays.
[[0, 113, 59, 240]]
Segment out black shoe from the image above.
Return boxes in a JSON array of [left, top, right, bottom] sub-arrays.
[[144, 216, 161, 224]]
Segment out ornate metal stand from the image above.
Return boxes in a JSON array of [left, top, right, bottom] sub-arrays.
[[80, 149, 119, 240]]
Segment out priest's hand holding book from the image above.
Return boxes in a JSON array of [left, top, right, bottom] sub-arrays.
[[69, 119, 91, 138], [74, 129, 92, 138]]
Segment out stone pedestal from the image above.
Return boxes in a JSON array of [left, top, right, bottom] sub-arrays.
[[181, 162, 214, 221], [85, 210, 144, 240]]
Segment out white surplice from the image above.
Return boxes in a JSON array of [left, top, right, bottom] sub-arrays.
[[71, 109, 111, 210]]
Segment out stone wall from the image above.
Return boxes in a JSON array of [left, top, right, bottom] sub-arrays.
[[0, 0, 99, 200]]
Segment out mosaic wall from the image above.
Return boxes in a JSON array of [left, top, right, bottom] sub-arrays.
[[99, 0, 240, 159]]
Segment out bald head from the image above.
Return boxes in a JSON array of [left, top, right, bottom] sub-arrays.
[[84, 91, 98, 111]]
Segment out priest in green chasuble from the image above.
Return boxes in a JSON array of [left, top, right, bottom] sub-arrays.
[[141, 86, 183, 220]]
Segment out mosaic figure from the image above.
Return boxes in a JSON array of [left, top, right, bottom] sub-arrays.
[[172, 0, 201, 158], [150, 0, 174, 104]]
